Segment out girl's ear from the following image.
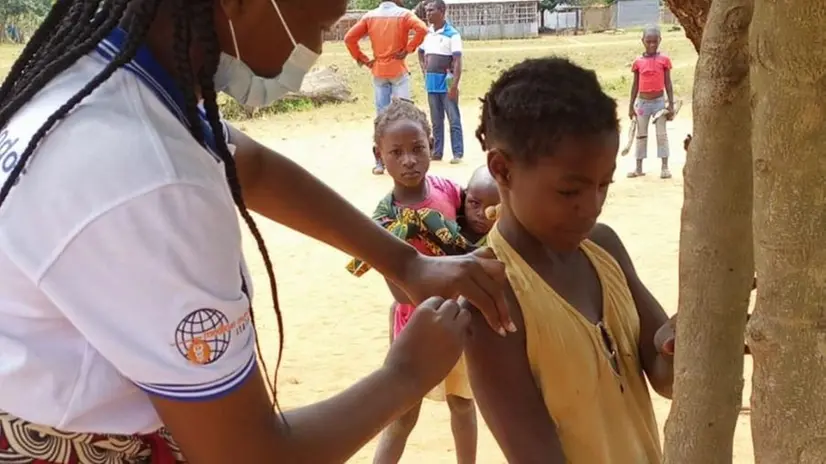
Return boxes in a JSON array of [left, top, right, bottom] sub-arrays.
[[487, 148, 512, 190]]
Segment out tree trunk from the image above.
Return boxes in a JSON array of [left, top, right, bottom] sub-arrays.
[[748, 1, 826, 462], [663, 0, 711, 51], [661, 0, 754, 462]]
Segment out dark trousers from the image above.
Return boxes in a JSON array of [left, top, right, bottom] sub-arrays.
[[427, 92, 464, 159]]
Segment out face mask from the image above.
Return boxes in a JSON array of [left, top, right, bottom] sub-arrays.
[[214, 0, 320, 107]]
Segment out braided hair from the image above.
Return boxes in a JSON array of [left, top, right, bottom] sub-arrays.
[[476, 57, 618, 164], [0, 0, 286, 405]]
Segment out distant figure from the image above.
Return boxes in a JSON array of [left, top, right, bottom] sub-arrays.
[[418, 0, 465, 164], [6, 24, 20, 43], [628, 26, 675, 179]]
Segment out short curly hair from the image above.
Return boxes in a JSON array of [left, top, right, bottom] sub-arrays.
[[374, 98, 432, 145], [476, 57, 618, 164]]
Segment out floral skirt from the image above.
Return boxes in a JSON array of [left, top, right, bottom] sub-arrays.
[[0, 411, 185, 463]]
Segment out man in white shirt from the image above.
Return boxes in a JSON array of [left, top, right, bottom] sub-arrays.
[[418, 0, 465, 164]]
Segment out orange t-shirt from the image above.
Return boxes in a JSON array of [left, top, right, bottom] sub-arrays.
[[632, 54, 672, 93], [343, 2, 428, 79]]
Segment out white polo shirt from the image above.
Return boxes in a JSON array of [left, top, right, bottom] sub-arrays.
[[0, 29, 256, 434]]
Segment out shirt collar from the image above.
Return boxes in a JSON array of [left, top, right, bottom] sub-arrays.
[[94, 27, 220, 156]]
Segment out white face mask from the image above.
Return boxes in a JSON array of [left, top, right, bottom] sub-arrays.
[[214, 0, 320, 107]]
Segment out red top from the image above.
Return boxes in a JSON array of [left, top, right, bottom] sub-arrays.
[[632, 54, 672, 93]]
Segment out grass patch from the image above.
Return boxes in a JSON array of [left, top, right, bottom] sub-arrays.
[[217, 94, 317, 120]]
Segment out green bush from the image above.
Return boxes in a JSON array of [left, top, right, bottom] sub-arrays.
[[217, 93, 317, 120]]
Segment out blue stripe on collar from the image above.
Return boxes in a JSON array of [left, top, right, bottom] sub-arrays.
[[94, 28, 221, 157]]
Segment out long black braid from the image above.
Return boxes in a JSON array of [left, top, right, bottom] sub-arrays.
[[189, 0, 285, 409], [0, 0, 285, 407]]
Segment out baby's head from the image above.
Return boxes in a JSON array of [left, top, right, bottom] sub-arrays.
[[374, 99, 433, 188], [642, 26, 661, 55], [476, 57, 618, 251], [464, 165, 500, 235]]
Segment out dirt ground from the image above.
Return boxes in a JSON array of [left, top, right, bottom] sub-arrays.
[[237, 104, 755, 463]]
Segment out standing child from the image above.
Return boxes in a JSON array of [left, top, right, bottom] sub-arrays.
[[346, 99, 478, 464], [463, 57, 677, 463], [628, 26, 675, 179]]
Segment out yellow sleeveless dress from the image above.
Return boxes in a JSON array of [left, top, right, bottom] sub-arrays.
[[488, 226, 661, 463]]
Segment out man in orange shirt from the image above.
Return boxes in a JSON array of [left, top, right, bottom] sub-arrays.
[[345, 2, 427, 114]]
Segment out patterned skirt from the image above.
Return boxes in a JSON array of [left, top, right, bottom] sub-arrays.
[[0, 411, 186, 463]]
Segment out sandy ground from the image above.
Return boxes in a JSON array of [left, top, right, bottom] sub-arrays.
[[236, 104, 755, 463]]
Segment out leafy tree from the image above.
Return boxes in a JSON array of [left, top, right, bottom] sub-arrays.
[[0, 0, 50, 18], [0, 0, 51, 42], [538, 0, 561, 13], [350, 0, 381, 9]]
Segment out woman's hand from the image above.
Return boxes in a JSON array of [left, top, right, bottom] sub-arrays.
[[384, 297, 470, 389], [392, 248, 514, 336]]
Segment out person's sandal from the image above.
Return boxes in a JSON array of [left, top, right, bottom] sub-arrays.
[[660, 169, 672, 179], [627, 171, 645, 178], [372, 165, 385, 175]]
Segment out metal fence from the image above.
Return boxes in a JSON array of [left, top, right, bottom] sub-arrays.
[[448, 1, 540, 40]]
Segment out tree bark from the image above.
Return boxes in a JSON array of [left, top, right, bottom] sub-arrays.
[[663, 0, 711, 52], [748, 1, 826, 462], [662, 0, 754, 463]]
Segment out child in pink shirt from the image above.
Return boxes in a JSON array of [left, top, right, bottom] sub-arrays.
[[348, 99, 478, 463], [628, 26, 675, 179]]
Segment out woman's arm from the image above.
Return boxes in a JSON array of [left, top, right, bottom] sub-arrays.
[[230, 126, 415, 282], [588, 224, 673, 398], [462, 288, 567, 463], [228, 126, 511, 333], [41, 178, 471, 463], [153, 363, 423, 463], [151, 297, 470, 464]]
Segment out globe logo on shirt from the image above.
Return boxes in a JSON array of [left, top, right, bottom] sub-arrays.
[[175, 308, 232, 365]]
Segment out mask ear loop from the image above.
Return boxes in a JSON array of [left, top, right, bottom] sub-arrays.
[[270, 0, 297, 46], [227, 20, 241, 60]]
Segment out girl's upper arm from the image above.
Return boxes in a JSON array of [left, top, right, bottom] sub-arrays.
[[463, 286, 566, 463]]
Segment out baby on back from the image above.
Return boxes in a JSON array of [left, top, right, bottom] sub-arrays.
[[458, 164, 500, 245]]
